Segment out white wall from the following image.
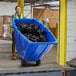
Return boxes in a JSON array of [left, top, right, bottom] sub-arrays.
[[0, 2, 31, 18], [24, 5, 31, 18], [0, 2, 16, 15], [67, 0, 76, 61]]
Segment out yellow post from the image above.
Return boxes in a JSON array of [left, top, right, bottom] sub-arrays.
[[57, 0, 67, 66], [56, 23, 59, 64], [20, 0, 24, 14], [17, 0, 20, 6]]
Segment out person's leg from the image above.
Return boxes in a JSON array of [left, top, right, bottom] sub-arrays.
[[12, 32, 16, 60], [12, 32, 14, 53]]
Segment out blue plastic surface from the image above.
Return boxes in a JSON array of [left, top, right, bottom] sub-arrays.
[[13, 18, 58, 61]]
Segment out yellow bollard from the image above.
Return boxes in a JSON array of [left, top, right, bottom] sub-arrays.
[[57, 0, 67, 66], [56, 23, 59, 64], [17, 0, 20, 6], [20, 0, 24, 14]]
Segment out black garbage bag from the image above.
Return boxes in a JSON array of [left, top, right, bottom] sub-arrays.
[[39, 35, 48, 42], [18, 23, 48, 42], [18, 24, 27, 34], [40, 30, 46, 36]]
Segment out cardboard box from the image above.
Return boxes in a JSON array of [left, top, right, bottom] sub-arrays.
[[3, 15, 12, 24], [33, 8, 59, 19], [50, 28, 56, 38], [0, 16, 3, 24], [49, 18, 58, 28], [0, 26, 4, 36], [0, 15, 12, 39], [33, 8, 59, 28], [2, 24, 12, 38]]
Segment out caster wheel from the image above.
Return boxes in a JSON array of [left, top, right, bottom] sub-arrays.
[[21, 59, 26, 67], [36, 60, 41, 66]]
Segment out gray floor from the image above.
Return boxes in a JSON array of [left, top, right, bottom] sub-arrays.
[[3, 71, 63, 76], [0, 40, 73, 73]]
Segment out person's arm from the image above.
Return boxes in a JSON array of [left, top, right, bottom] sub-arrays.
[[22, 14, 26, 18], [12, 15, 14, 18], [11, 15, 14, 28]]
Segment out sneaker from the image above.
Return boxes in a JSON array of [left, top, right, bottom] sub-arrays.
[[19, 56, 22, 59], [12, 53, 16, 60]]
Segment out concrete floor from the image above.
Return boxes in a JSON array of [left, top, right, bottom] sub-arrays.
[[0, 40, 74, 73]]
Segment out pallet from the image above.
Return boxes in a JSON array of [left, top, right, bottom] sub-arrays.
[[0, 36, 12, 40]]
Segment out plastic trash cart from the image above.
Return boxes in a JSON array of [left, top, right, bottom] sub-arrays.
[[13, 18, 58, 66]]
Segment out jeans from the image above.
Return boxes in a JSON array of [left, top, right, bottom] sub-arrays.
[[12, 32, 15, 53]]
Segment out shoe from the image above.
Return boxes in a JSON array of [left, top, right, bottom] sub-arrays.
[[19, 56, 22, 59], [12, 53, 16, 60]]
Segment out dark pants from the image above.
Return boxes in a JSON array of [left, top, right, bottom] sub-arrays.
[[12, 32, 15, 53]]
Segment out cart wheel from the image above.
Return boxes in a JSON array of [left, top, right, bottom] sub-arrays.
[[36, 60, 41, 66], [21, 59, 26, 67]]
